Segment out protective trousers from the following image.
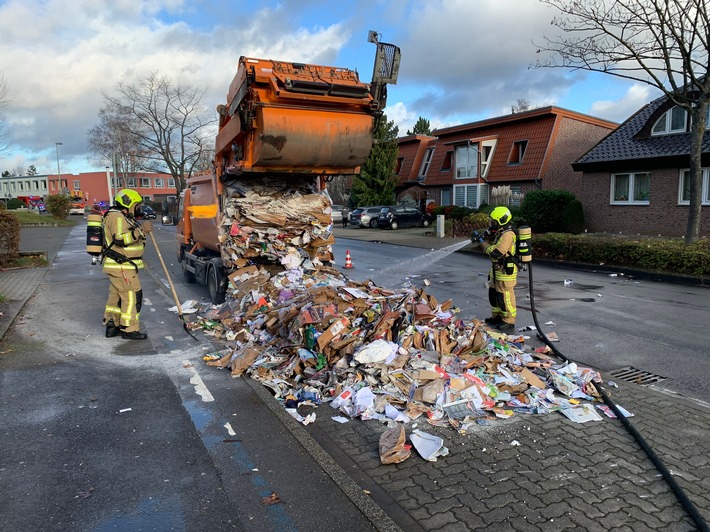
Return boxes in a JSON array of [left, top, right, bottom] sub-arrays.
[[103, 269, 143, 333], [488, 274, 517, 325]]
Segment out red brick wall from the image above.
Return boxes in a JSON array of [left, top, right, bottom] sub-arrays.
[[543, 117, 616, 198], [581, 168, 710, 237]]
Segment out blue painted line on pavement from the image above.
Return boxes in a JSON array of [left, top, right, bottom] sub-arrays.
[[182, 399, 296, 531]]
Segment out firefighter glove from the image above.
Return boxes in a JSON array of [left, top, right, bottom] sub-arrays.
[[141, 221, 154, 234]]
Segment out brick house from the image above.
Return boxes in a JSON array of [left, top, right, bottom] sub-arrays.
[[572, 94, 710, 237], [394, 106, 617, 211], [46, 171, 177, 206]]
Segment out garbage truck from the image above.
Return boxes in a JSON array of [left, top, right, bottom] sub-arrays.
[[163, 33, 400, 304]]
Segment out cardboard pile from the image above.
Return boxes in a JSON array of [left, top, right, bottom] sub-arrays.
[[218, 176, 335, 270], [196, 261, 604, 433]]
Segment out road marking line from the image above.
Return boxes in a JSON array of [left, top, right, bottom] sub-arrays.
[[183, 360, 215, 402], [224, 422, 236, 436]]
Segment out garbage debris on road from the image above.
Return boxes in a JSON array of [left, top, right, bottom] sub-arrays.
[[185, 255, 610, 463]]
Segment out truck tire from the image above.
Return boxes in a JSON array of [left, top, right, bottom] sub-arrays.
[[208, 264, 226, 304], [182, 260, 196, 283]]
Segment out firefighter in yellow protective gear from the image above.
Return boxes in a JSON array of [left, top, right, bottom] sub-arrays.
[[481, 206, 517, 331], [102, 189, 153, 340]]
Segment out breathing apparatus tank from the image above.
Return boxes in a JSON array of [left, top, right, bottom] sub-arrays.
[[517, 225, 532, 263], [86, 213, 104, 264]]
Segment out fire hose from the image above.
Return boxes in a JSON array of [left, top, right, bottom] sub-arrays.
[[519, 230, 709, 532]]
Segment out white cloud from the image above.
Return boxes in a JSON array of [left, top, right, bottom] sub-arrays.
[[590, 83, 657, 123], [0, 0, 351, 174]]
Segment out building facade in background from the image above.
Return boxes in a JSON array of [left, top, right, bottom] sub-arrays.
[[395, 107, 617, 212], [1, 171, 177, 207]]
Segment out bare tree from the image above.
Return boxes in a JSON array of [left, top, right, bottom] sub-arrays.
[[535, 0, 708, 244], [91, 73, 216, 194], [0, 73, 12, 157]]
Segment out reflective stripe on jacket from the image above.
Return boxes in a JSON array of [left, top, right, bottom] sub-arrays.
[[102, 210, 146, 271], [485, 227, 517, 281]]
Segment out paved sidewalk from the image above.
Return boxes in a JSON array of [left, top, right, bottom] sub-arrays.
[[0, 225, 73, 341], [2, 222, 710, 530]]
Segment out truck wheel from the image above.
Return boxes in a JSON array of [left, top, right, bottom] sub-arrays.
[[182, 260, 196, 283], [390, 221, 398, 230], [208, 265, 226, 304]]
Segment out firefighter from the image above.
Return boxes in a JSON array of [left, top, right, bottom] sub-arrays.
[[102, 189, 153, 340], [481, 206, 517, 331]]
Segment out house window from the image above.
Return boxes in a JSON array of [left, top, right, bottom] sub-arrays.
[[73, 180, 80, 190], [127, 177, 136, 187], [507, 140, 528, 165], [480, 144, 494, 177], [679, 169, 710, 205], [611, 172, 650, 204], [394, 157, 404, 175], [509, 185, 523, 207], [140, 178, 151, 188], [441, 151, 452, 171], [168, 178, 175, 188], [455, 145, 477, 179], [652, 106, 687, 135], [155, 178, 165, 188], [453, 184, 482, 208], [440, 188, 452, 205], [418, 148, 434, 179]]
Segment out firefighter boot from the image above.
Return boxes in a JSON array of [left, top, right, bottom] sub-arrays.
[[122, 330, 148, 340], [105, 320, 120, 338], [497, 322, 515, 331], [484, 315, 503, 325]]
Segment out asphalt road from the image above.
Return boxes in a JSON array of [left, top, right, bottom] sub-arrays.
[[0, 224, 381, 532]]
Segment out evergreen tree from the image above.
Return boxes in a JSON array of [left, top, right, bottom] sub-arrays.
[[351, 115, 399, 207], [406, 116, 432, 136]]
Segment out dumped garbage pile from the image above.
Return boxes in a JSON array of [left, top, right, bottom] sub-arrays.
[[194, 262, 606, 442], [218, 177, 335, 270]]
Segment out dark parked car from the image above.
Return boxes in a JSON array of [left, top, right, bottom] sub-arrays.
[[136, 205, 156, 219], [348, 206, 390, 228], [377, 205, 433, 230]]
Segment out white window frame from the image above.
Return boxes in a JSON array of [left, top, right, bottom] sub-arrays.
[[678, 168, 710, 205], [418, 148, 434, 178], [453, 184, 486, 208], [140, 178, 151, 188], [651, 106, 687, 135], [168, 178, 175, 188], [73, 180, 81, 191], [155, 178, 165, 188], [610, 172, 651, 204], [455, 144, 478, 179], [127, 177, 137, 187]]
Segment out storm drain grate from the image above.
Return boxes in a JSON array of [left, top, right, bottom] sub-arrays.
[[609, 366, 667, 386]]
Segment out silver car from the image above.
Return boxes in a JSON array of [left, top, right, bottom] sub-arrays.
[[358, 206, 390, 228]]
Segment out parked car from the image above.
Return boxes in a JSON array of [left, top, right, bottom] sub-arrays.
[[136, 204, 156, 219], [351, 206, 390, 228], [348, 208, 364, 226], [331, 205, 344, 224], [91, 202, 110, 215], [377, 205, 433, 230]]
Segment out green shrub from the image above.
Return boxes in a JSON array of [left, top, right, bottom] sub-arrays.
[[562, 199, 585, 234], [0, 211, 20, 267], [531, 233, 710, 278], [46, 194, 71, 220], [520, 189, 577, 233], [7, 198, 24, 209]]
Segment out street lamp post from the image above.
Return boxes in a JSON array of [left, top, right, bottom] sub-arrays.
[[55, 142, 63, 191]]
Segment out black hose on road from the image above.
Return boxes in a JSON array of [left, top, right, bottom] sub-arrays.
[[526, 262, 709, 532]]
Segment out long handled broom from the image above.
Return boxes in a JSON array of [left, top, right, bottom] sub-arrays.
[[147, 230, 198, 340]]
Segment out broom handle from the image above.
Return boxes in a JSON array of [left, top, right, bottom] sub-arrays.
[[148, 231, 185, 322]]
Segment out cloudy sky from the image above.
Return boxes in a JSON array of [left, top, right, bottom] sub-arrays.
[[0, 0, 658, 176]]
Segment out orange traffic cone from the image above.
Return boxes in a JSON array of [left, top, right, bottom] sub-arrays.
[[344, 249, 354, 269]]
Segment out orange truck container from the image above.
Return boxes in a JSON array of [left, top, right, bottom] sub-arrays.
[[166, 34, 400, 303]]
